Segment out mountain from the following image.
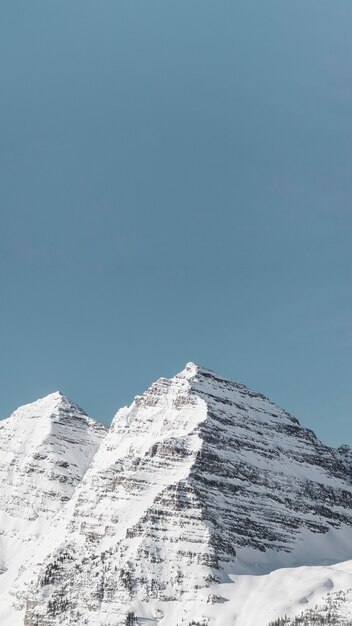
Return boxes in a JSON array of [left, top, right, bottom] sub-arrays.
[[0, 392, 107, 625], [1, 364, 352, 625]]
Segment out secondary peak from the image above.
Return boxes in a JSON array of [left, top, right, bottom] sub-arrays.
[[9, 391, 85, 421]]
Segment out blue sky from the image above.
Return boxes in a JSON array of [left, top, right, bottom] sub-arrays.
[[0, 1, 351, 445]]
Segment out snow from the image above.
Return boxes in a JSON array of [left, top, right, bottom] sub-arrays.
[[208, 559, 352, 626], [0, 391, 107, 625]]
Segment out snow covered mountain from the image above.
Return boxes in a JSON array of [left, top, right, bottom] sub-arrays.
[[1, 364, 352, 625], [0, 392, 107, 624]]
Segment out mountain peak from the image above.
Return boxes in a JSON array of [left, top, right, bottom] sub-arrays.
[[20, 363, 352, 626], [3, 365, 352, 626], [8, 390, 87, 422], [176, 361, 232, 381], [178, 360, 220, 375], [177, 361, 245, 384], [177, 361, 200, 379]]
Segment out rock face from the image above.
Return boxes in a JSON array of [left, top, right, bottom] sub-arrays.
[[12, 363, 352, 626], [0, 392, 107, 625]]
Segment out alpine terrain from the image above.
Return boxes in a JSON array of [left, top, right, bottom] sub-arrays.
[[1, 363, 352, 626]]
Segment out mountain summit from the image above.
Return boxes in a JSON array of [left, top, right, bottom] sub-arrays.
[[1, 364, 352, 625]]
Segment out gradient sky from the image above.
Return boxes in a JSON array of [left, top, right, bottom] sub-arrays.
[[1, 1, 351, 446]]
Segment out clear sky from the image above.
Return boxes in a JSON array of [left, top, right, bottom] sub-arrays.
[[1, 1, 351, 446]]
